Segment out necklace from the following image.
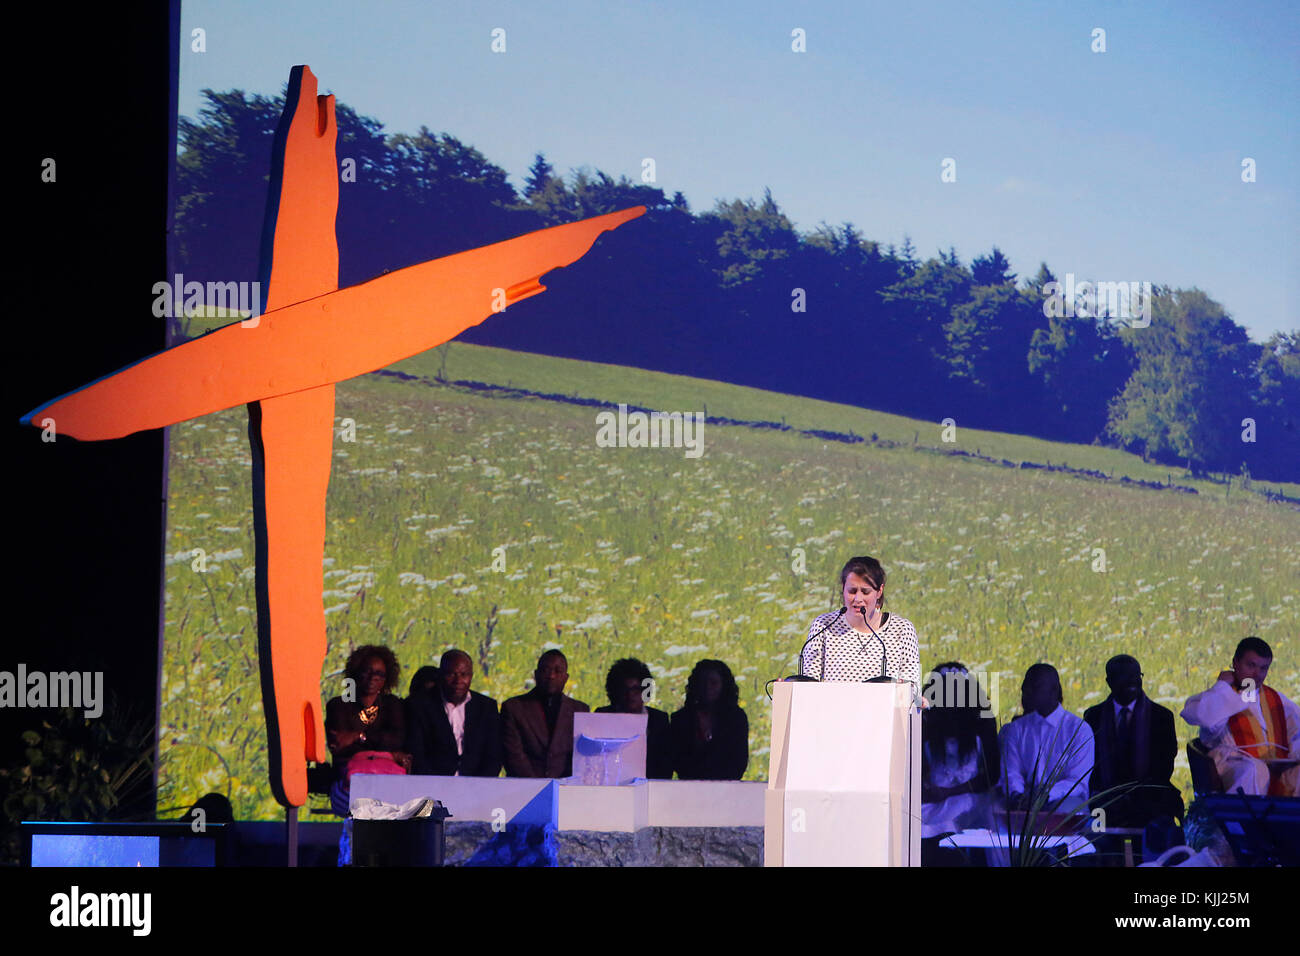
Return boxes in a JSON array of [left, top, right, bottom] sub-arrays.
[[358, 701, 379, 725]]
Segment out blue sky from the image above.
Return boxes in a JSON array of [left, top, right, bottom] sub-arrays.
[[179, 0, 1299, 342]]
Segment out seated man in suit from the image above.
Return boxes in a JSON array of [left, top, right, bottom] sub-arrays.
[[595, 657, 673, 779], [501, 649, 589, 778], [405, 649, 501, 777], [1083, 655, 1184, 855], [999, 663, 1094, 814], [1182, 636, 1299, 796]]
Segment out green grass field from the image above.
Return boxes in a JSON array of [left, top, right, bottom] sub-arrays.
[[158, 342, 1299, 819]]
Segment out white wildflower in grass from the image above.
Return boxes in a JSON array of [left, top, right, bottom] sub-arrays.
[[664, 645, 710, 656]]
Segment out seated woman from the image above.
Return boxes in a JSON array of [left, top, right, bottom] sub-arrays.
[[407, 665, 440, 699], [669, 659, 749, 780], [324, 644, 410, 815], [595, 658, 673, 779], [920, 662, 999, 862]]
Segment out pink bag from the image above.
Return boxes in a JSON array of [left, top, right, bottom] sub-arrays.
[[344, 750, 408, 782]]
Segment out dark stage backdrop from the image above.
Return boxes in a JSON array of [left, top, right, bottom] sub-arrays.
[[9, 2, 175, 820]]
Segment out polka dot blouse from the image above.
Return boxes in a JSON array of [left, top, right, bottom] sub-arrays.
[[799, 610, 922, 694]]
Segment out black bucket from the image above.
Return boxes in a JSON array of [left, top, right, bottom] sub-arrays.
[[351, 804, 452, 866]]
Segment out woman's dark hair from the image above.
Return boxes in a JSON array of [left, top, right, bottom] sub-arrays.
[[922, 661, 989, 764], [408, 665, 440, 698], [605, 658, 653, 706], [839, 555, 887, 608], [344, 644, 400, 694], [685, 659, 740, 710]]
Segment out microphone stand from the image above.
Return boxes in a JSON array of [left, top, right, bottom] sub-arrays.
[[820, 606, 846, 682], [859, 607, 898, 684], [789, 606, 845, 681]]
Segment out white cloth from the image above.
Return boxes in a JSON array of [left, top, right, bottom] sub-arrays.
[[998, 703, 1093, 811], [443, 691, 470, 766], [1181, 680, 1300, 796], [800, 611, 922, 696], [350, 796, 438, 820]]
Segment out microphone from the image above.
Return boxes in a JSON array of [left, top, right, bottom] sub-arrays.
[[859, 605, 896, 683], [791, 606, 844, 681]]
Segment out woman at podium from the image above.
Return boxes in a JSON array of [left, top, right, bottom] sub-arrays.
[[799, 556, 921, 696]]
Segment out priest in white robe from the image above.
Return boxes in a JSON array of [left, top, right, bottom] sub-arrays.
[[1182, 636, 1299, 797]]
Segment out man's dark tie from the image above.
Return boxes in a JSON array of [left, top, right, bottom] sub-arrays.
[[1115, 707, 1134, 779], [544, 693, 561, 736]]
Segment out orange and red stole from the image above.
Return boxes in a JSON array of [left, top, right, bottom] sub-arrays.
[[1228, 685, 1291, 795]]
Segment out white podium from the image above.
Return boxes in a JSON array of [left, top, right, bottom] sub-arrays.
[[764, 680, 921, 866]]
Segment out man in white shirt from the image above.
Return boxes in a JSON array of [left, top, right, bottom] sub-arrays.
[[1181, 636, 1299, 797], [999, 663, 1094, 813], [406, 649, 502, 777]]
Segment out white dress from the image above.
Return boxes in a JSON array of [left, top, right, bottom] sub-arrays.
[[921, 735, 995, 837]]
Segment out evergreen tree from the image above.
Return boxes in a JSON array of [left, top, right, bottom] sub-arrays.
[[524, 152, 555, 198], [971, 246, 1016, 286], [1027, 263, 1132, 442]]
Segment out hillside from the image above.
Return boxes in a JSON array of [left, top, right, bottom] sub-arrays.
[[157, 342, 1300, 819]]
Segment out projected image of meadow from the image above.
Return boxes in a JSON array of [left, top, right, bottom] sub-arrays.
[[158, 343, 1299, 820]]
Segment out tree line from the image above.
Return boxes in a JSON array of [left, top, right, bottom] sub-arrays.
[[175, 89, 1298, 482]]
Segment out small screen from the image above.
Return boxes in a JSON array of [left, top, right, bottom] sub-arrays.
[[31, 834, 160, 867]]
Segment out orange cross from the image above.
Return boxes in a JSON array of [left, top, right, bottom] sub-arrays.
[[22, 66, 643, 807]]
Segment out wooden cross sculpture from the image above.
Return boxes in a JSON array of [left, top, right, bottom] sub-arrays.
[[23, 66, 644, 809]]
